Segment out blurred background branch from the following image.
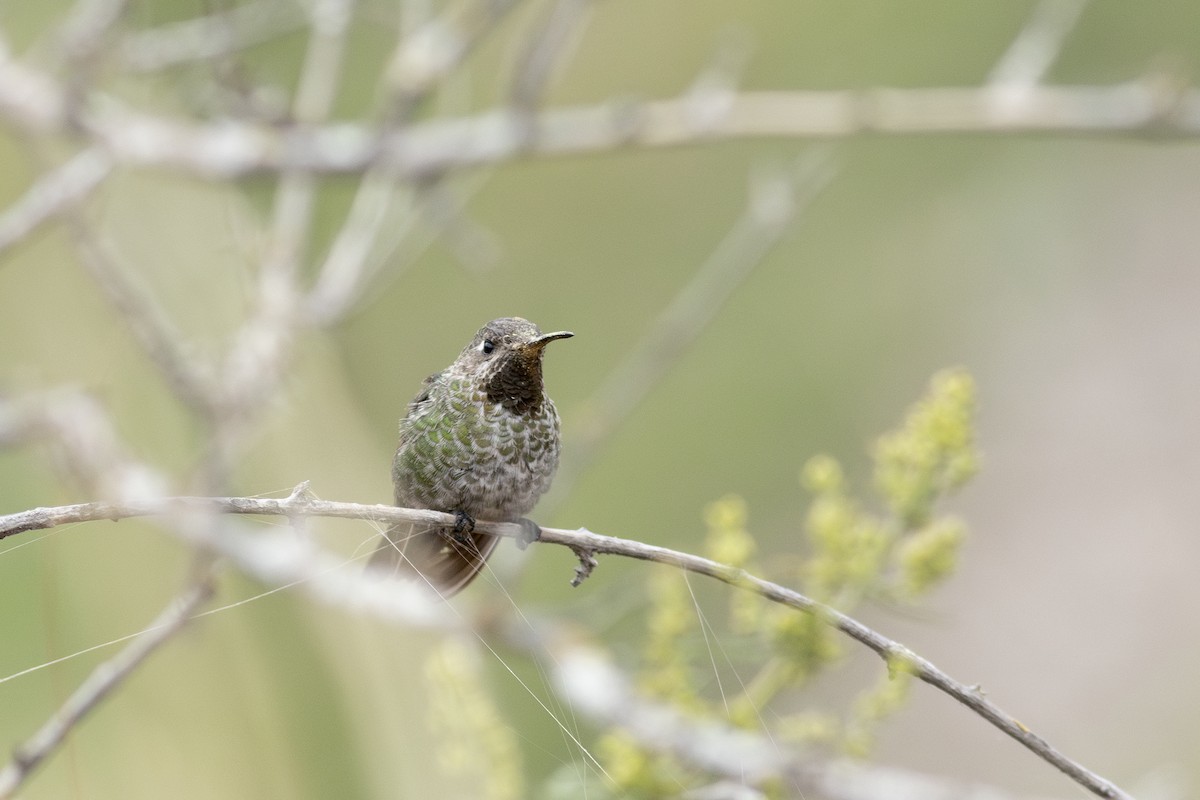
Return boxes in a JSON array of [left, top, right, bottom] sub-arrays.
[[0, 1, 1193, 798], [0, 487, 1134, 799], [0, 578, 212, 800]]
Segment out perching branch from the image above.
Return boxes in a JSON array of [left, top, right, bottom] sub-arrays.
[[518, 616, 1078, 800], [0, 492, 1134, 800]]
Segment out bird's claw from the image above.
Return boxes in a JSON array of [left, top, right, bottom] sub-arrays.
[[451, 510, 475, 542]]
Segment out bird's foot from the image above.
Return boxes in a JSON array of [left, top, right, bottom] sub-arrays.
[[451, 510, 475, 542], [515, 518, 541, 551]]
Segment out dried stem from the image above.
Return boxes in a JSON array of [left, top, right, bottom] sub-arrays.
[[66, 219, 219, 415], [384, 0, 521, 120], [0, 493, 1135, 800], [516, 617, 1078, 800], [118, 0, 306, 72], [0, 148, 111, 257], [212, 0, 354, 486], [0, 7, 1157, 799], [551, 154, 835, 507], [509, 0, 591, 114], [2, 48, 1197, 178], [304, 0, 517, 324], [989, 0, 1090, 90]]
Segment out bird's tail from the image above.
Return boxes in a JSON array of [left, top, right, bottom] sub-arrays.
[[367, 521, 500, 597]]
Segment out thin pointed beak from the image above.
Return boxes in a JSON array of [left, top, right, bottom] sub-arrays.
[[528, 330, 574, 350]]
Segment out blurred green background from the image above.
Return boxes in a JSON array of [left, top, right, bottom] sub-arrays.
[[2, 0, 1199, 797]]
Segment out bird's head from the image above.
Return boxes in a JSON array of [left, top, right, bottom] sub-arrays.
[[458, 317, 573, 413]]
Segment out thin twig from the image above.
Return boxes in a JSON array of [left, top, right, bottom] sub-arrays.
[[3, 42, 1197, 177], [513, 617, 1078, 800], [0, 495, 463, 540], [0, 580, 212, 800], [0, 148, 111, 258], [989, 0, 1090, 89], [305, 174, 497, 325], [535, 527, 1134, 800], [304, 166, 410, 324], [548, 154, 836, 508], [118, 0, 306, 72], [509, 0, 591, 114], [567, 545, 597, 586], [0, 495, 458, 628], [305, 0, 514, 324], [66, 218, 219, 414], [303, 0, 525, 318], [54, 0, 129, 127], [384, 0, 522, 120], [0, 33, 67, 128], [56, 0, 129, 65], [0, 493, 1135, 800], [1, 389, 166, 501], [214, 0, 355, 485]]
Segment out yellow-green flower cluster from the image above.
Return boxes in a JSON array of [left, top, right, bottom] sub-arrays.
[[598, 369, 980, 790], [897, 516, 966, 597], [596, 731, 686, 798], [424, 639, 524, 800], [639, 570, 703, 712], [842, 652, 916, 757], [704, 494, 755, 568], [875, 369, 978, 528], [801, 455, 890, 601], [704, 494, 763, 634], [768, 605, 841, 679]]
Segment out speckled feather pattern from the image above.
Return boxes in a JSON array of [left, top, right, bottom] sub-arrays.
[[392, 370, 562, 521]]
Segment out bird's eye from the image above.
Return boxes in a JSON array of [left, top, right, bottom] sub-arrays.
[[480, 340, 495, 355]]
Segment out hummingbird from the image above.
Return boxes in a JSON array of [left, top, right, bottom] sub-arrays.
[[368, 317, 573, 595]]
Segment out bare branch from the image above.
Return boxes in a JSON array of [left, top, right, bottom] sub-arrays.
[[549, 638, 810, 788], [0, 34, 68, 129], [291, 0, 356, 126], [551, 154, 836, 504], [56, 0, 129, 68], [304, 174, 492, 326], [0, 494, 463, 541], [0, 148, 111, 257], [0, 494, 457, 628], [990, 0, 1089, 90], [54, 0, 129, 125], [306, 0, 537, 323], [66, 218, 220, 414], [215, 0, 355, 484], [384, 0, 521, 120], [303, 168, 410, 324], [118, 1, 306, 73], [3, 31, 1197, 179], [534, 527, 1134, 800], [304, 0, 514, 323], [519, 619, 1079, 800], [0, 580, 212, 800], [509, 0, 591, 114], [0, 493, 1135, 800], [0, 390, 166, 501]]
